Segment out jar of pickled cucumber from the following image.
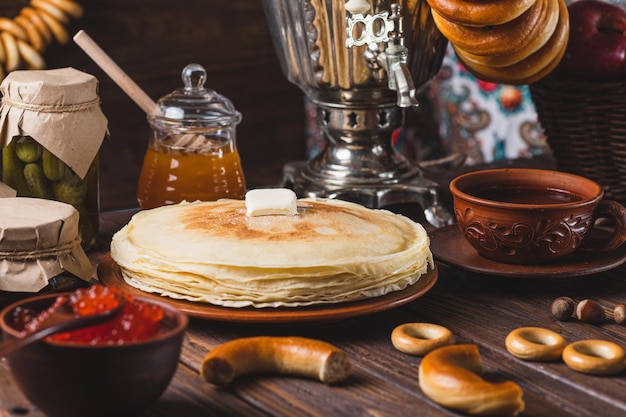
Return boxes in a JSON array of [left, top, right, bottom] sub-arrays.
[[0, 68, 108, 251], [137, 63, 246, 209]]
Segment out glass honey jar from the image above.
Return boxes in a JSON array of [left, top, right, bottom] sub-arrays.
[[137, 64, 246, 210]]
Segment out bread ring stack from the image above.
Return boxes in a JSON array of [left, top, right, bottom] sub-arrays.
[[0, 0, 83, 81], [427, 0, 569, 85]]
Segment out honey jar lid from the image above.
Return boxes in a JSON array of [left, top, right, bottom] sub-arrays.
[[0, 197, 93, 292], [149, 63, 242, 128]]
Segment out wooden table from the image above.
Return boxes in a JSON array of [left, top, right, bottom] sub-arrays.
[[2, 205, 626, 417]]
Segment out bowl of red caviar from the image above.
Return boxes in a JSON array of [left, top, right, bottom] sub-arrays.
[[0, 284, 188, 417]]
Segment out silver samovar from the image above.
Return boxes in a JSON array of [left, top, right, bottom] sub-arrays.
[[262, 0, 452, 226]]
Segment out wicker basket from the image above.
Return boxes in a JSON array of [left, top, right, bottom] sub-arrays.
[[529, 75, 626, 205]]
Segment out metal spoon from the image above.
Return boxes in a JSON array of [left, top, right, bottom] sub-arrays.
[[0, 295, 126, 358]]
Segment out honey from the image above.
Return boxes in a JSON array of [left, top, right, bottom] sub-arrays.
[[137, 140, 246, 210], [138, 63, 246, 210]]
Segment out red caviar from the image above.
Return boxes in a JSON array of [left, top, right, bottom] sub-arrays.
[[13, 285, 165, 346]]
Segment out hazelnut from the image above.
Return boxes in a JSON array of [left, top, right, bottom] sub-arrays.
[[551, 296, 576, 321], [575, 299, 609, 324]]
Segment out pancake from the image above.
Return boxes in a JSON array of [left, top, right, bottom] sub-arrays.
[[110, 198, 433, 308]]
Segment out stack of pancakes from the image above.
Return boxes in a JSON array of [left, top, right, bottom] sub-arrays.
[[110, 198, 433, 308], [427, 0, 569, 84]]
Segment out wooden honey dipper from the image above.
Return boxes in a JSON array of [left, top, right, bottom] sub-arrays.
[[73, 30, 206, 151]]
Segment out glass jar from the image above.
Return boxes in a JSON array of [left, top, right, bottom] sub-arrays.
[[137, 64, 246, 210], [0, 68, 108, 251]]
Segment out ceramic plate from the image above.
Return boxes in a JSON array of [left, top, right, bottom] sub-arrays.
[[97, 253, 438, 323], [429, 225, 626, 278]]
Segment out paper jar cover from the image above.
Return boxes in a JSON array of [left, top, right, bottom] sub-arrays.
[[0, 67, 108, 179], [0, 197, 93, 292]]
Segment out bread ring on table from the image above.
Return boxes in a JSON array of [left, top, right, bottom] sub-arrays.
[[505, 327, 567, 361], [0, 17, 28, 41], [419, 344, 524, 416], [17, 39, 45, 70], [562, 340, 626, 375], [37, 8, 69, 44], [426, 0, 536, 27], [40, 0, 84, 19], [391, 323, 455, 356], [1, 32, 20, 72], [432, 0, 555, 57], [455, 3, 568, 85], [201, 336, 352, 386], [15, 15, 46, 52], [20, 7, 54, 45]]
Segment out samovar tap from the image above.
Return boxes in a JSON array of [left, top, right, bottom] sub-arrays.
[[347, 2, 419, 108]]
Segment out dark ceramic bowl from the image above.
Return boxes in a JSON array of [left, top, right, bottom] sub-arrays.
[[0, 292, 188, 417], [449, 168, 626, 265]]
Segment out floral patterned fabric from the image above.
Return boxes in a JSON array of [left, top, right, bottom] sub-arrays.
[[425, 46, 548, 166]]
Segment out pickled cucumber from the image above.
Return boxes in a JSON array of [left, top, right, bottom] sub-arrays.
[[23, 163, 54, 199], [52, 164, 86, 201], [2, 139, 30, 195], [15, 136, 42, 163], [42, 148, 65, 181]]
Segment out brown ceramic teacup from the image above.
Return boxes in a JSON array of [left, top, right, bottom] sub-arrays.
[[449, 168, 626, 265]]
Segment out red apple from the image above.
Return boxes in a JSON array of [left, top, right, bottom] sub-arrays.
[[555, 0, 626, 81]]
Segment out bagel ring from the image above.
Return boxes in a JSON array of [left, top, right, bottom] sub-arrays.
[[455, 1, 568, 85], [20, 7, 54, 44], [391, 323, 455, 356], [15, 15, 46, 52], [0, 17, 28, 41], [452, 0, 565, 69], [505, 327, 567, 361], [562, 340, 626, 375], [37, 8, 69, 44], [419, 344, 525, 416], [1, 32, 21, 72], [17, 39, 46, 70], [31, 0, 70, 24], [426, 0, 536, 27], [432, 0, 554, 57], [41, 0, 84, 19]]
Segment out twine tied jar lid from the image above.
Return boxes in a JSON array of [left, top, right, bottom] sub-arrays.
[[0, 67, 108, 179], [0, 197, 92, 292]]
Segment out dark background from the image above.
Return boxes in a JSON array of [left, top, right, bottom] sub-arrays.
[[0, 0, 308, 210]]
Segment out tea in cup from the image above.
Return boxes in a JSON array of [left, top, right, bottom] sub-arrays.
[[449, 168, 626, 265]]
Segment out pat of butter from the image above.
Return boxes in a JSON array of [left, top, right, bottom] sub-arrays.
[[245, 188, 298, 217]]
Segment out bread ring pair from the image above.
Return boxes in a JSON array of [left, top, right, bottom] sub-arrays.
[[419, 344, 525, 417], [505, 327, 567, 361], [506, 328, 626, 375], [391, 323, 455, 356]]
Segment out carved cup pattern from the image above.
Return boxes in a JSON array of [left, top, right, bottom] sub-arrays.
[[455, 207, 593, 256]]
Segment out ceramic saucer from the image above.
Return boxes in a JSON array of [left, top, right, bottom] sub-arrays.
[[429, 225, 626, 278]]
